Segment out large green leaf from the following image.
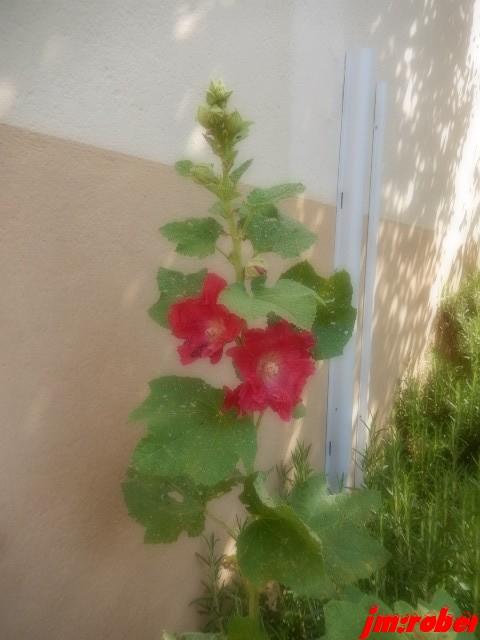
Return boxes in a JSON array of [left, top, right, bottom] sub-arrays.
[[246, 183, 305, 207], [288, 474, 382, 528], [242, 204, 315, 258], [281, 261, 356, 359], [227, 616, 268, 640], [219, 277, 318, 330], [130, 377, 256, 487], [160, 217, 224, 258], [123, 470, 208, 543], [288, 475, 388, 586], [237, 518, 329, 598], [123, 470, 239, 545], [237, 474, 329, 597], [149, 268, 206, 328]]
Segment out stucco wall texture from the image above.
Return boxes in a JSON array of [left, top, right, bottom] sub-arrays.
[[1, 1, 480, 638]]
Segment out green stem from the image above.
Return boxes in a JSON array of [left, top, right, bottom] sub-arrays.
[[220, 159, 244, 282], [226, 207, 244, 282], [246, 579, 260, 621]]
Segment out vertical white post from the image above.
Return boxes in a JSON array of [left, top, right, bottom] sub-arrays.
[[355, 82, 388, 485], [325, 49, 376, 489]]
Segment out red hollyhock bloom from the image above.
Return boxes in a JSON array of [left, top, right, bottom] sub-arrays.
[[168, 273, 245, 364], [224, 320, 315, 421]]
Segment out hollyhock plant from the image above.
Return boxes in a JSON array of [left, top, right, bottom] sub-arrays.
[[224, 320, 315, 420], [122, 82, 382, 640], [168, 272, 245, 364]]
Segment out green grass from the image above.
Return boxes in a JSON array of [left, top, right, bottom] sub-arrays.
[[362, 273, 480, 626]]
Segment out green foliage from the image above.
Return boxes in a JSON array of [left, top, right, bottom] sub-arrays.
[[227, 616, 268, 639], [237, 517, 327, 599], [149, 268, 206, 328], [281, 261, 356, 359], [288, 476, 388, 589], [237, 473, 386, 599], [123, 471, 215, 543], [220, 277, 319, 330], [239, 184, 315, 259], [242, 204, 316, 258], [161, 217, 224, 257], [129, 376, 256, 487], [246, 183, 305, 206], [435, 271, 480, 371], [192, 534, 246, 633], [363, 273, 480, 628], [261, 586, 324, 640]]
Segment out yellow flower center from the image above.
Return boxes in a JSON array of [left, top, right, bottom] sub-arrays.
[[261, 359, 280, 379], [205, 321, 223, 340]]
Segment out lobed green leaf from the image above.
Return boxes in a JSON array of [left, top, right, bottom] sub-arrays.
[[281, 261, 356, 359], [237, 474, 329, 598], [237, 473, 387, 599], [246, 183, 305, 207], [130, 376, 256, 487], [160, 217, 224, 258], [123, 470, 208, 544], [219, 277, 319, 330], [242, 204, 315, 258], [288, 475, 389, 587]]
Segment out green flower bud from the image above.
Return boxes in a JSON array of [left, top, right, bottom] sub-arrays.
[[206, 80, 232, 108], [244, 257, 267, 280]]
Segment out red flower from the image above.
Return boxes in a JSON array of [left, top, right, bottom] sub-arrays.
[[224, 320, 315, 421], [168, 273, 245, 364]]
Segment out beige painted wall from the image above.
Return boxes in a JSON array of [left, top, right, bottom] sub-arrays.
[[0, 124, 335, 639]]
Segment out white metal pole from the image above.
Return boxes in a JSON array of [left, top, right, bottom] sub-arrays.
[[355, 82, 388, 486], [325, 49, 376, 490]]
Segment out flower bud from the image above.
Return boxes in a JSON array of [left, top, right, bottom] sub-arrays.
[[244, 258, 267, 280]]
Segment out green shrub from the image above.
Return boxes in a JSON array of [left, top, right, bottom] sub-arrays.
[[363, 273, 480, 626]]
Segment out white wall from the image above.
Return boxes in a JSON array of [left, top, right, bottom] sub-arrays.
[[2, 0, 479, 231]]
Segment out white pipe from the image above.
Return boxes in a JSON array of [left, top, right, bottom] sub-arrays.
[[325, 49, 376, 490], [355, 82, 388, 486]]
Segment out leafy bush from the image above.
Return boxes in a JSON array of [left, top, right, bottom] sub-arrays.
[[363, 273, 480, 628]]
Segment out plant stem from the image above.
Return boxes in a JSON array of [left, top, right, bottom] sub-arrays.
[[220, 159, 244, 283], [246, 579, 260, 621], [225, 207, 244, 283]]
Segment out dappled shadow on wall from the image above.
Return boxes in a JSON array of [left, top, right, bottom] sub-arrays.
[[369, 0, 480, 423]]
